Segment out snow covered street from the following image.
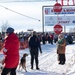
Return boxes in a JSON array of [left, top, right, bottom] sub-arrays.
[[16, 43, 75, 75], [0, 43, 75, 75]]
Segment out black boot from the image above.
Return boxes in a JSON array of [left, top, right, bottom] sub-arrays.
[[36, 66, 40, 70], [61, 61, 65, 65], [58, 61, 62, 64], [36, 67, 40, 70], [31, 66, 33, 70]]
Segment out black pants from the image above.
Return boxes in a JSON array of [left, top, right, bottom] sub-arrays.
[[58, 54, 66, 64], [1, 67, 17, 75], [30, 48, 39, 68]]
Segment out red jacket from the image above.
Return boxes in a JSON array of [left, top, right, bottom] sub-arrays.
[[3, 33, 19, 68], [50, 34, 54, 40]]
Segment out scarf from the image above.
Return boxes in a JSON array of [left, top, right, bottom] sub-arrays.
[[58, 38, 64, 44]]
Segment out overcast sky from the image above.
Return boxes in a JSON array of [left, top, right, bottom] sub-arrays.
[[0, 1, 74, 33]]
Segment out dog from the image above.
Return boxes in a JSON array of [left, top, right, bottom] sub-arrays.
[[19, 53, 28, 72]]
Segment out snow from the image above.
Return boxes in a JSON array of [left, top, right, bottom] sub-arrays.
[[0, 43, 75, 75]]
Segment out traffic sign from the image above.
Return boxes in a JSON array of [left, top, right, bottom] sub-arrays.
[[53, 3, 62, 12], [54, 24, 63, 35]]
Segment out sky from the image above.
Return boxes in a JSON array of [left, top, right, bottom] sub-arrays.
[[0, 43, 75, 75], [0, 1, 75, 33]]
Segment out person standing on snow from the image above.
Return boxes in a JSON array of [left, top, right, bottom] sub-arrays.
[[56, 34, 66, 65], [1, 27, 19, 75], [29, 31, 42, 70]]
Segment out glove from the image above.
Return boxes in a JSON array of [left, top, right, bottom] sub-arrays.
[[40, 50, 42, 54]]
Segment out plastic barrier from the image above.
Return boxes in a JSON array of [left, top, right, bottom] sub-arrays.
[[19, 40, 28, 50], [0, 41, 3, 52]]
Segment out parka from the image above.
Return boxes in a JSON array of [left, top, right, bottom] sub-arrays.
[[3, 33, 19, 68], [57, 38, 66, 54]]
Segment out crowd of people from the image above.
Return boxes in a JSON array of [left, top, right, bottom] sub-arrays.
[[0, 27, 75, 75], [0, 29, 74, 49]]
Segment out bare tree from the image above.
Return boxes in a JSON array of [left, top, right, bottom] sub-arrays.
[[1, 21, 10, 33]]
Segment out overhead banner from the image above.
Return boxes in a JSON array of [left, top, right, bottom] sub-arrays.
[[44, 6, 75, 15], [45, 16, 75, 26], [43, 5, 75, 26]]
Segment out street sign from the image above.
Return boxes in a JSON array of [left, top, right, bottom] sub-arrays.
[[54, 24, 63, 35], [53, 3, 62, 12]]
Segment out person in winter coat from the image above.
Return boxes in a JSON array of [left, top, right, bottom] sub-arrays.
[[50, 33, 54, 44], [29, 31, 42, 70], [56, 34, 66, 65], [67, 34, 73, 44], [1, 27, 19, 75]]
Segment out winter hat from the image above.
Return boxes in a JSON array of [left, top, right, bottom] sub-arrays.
[[6, 27, 14, 34], [33, 31, 36, 36]]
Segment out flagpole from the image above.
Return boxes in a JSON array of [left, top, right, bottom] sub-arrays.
[[64, 25, 66, 33]]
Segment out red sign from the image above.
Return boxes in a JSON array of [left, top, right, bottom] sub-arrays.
[[53, 3, 62, 12], [54, 24, 63, 35]]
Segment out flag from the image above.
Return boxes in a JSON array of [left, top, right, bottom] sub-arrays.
[[61, 0, 64, 5], [72, 0, 75, 5], [67, 0, 69, 5]]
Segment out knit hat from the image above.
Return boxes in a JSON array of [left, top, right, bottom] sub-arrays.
[[6, 27, 14, 34]]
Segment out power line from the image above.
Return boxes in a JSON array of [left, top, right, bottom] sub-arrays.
[[0, 5, 40, 21]]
